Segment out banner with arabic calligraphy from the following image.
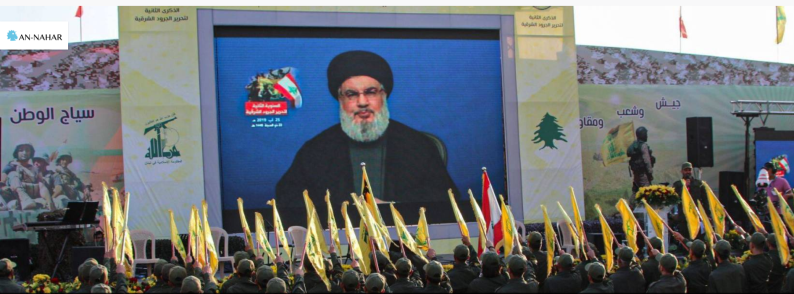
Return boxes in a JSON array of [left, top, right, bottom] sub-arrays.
[[0, 89, 123, 240], [579, 84, 794, 219]]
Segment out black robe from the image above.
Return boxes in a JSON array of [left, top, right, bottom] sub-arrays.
[[276, 119, 459, 226]]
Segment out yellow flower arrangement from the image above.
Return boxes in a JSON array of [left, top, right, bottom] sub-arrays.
[[635, 185, 680, 207]]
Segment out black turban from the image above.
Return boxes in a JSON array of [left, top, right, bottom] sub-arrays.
[[327, 50, 393, 99]]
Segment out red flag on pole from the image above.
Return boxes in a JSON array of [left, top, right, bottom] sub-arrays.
[[679, 8, 688, 38], [75, 6, 83, 18], [481, 168, 503, 255]]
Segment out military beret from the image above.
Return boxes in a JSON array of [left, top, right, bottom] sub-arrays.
[[682, 162, 693, 169], [395, 258, 412, 276], [586, 262, 606, 281], [454, 244, 470, 261], [750, 232, 767, 247], [650, 237, 663, 250], [365, 273, 387, 293], [507, 254, 527, 273], [237, 259, 255, 276], [181, 276, 202, 293], [528, 232, 543, 246], [714, 240, 732, 257], [327, 51, 393, 99], [618, 246, 635, 262], [657, 253, 678, 273], [424, 261, 444, 281], [169, 266, 187, 285], [341, 270, 360, 290], [688, 240, 706, 256], [256, 265, 275, 286], [481, 252, 501, 270], [266, 277, 287, 293]]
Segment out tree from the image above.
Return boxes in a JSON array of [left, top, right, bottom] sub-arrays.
[[532, 113, 567, 150]]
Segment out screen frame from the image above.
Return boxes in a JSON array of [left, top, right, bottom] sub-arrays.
[[197, 9, 522, 237]]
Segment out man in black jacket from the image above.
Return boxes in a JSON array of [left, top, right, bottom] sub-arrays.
[[672, 162, 709, 240], [647, 253, 686, 293], [229, 260, 259, 293], [681, 240, 711, 293], [390, 258, 423, 293], [609, 246, 645, 293], [767, 233, 787, 294], [708, 240, 748, 293], [0, 259, 22, 294], [276, 50, 458, 222], [496, 254, 538, 293], [469, 252, 507, 293], [527, 232, 548, 287], [580, 262, 613, 293], [446, 240, 480, 293], [541, 254, 580, 293], [743, 232, 773, 293], [641, 237, 663, 289]]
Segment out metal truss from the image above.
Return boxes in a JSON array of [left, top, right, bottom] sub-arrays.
[[732, 100, 794, 125]]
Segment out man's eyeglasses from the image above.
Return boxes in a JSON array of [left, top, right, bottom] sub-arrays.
[[340, 87, 384, 101]]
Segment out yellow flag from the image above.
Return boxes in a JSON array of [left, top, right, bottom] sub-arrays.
[[188, 205, 197, 260], [556, 202, 581, 258], [101, 182, 114, 253], [732, 185, 765, 232], [499, 195, 514, 256], [115, 191, 130, 265], [305, 213, 332, 291], [254, 212, 277, 261], [570, 187, 585, 251], [202, 201, 219, 275], [122, 229, 134, 265], [352, 194, 387, 251], [541, 205, 555, 278], [169, 210, 188, 260], [704, 182, 727, 238], [325, 191, 342, 253], [390, 204, 428, 263], [303, 191, 330, 255], [506, 205, 521, 246], [595, 204, 614, 273], [778, 6, 787, 44], [448, 189, 470, 237], [641, 199, 666, 253], [616, 199, 638, 253], [697, 200, 715, 250], [111, 188, 123, 258], [601, 121, 636, 167], [362, 165, 393, 247], [469, 190, 488, 257], [681, 181, 703, 240], [359, 218, 373, 273], [769, 199, 791, 266], [776, 188, 794, 235], [266, 199, 291, 258], [237, 198, 255, 250], [342, 202, 369, 276], [416, 207, 431, 251], [193, 207, 206, 267]]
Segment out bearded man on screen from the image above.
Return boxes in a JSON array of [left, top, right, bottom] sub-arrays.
[[276, 50, 457, 212]]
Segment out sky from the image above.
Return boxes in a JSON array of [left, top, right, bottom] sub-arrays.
[[0, 6, 791, 64]]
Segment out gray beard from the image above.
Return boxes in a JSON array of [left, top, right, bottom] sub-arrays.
[[340, 100, 390, 143]]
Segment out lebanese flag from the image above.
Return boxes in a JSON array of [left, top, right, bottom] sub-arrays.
[[679, 8, 688, 38], [75, 6, 83, 18], [481, 169, 503, 256], [273, 73, 303, 109]]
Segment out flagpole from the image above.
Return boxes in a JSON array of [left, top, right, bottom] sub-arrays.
[[369, 237, 380, 273], [679, 6, 682, 54]]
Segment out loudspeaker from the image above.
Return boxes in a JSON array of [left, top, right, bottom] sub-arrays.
[[70, 246, 105, 278], [0, 239, 30, 281], [720, 171, 747, 226], [687, 117, 714, 167]]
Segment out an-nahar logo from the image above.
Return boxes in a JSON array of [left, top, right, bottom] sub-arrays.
[[0, 22, 68, 50], [7, 29, 63, 42]]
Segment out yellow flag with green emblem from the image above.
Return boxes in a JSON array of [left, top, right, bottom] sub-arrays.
[[169, 210, 187, 261], [111, 188, 123, 257], [769, 199, 790, 266], [202, 201, 218, 274], [325, 191, 342, 253], [237, 198, 255, 250], [305, 213, 331, 291], [362, 165, 394, 247], [681, 181, 702, 240], [101, 182, 114, 254], [616, 199, 638, 253], [697, 200, 715, 250], [704, 182, 727, 238], [416, 207, 430, 251], [732, 185, 765, 232], [342, 202, 369, 276], [775, 188, 794, 235], [193, 206, 206, 267], [469, 189, 488, 257], [600, 121, 635, 167], [255, 212, 277, 261], [303, 190, 330, 255], [570, 187, 585, 253], [778, 6, 787, 44], [266, 199, 291, 258], [352, 194, 387, 251], [641, 199, 666, 253], [448, 189, 470, 238], [500, 195, 514, 256], [556, 202, 581, 258], [541, 205, 555, 277], [390, 204, 427, 263], [595, 204, 614, 273]]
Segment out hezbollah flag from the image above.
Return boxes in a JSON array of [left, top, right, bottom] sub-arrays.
[[325, 191, 343, 253], [499, 195, 515, 256], [237, 198, 255, 250], [541, 205, 555, 278], [704, 182, 727, 238], [193, 207, 207, 267], [616, 199, 639, 253], [111, 188, 124, 257], [681, 181, 703, 240], [448, 189, 470, 237], [169, 210, 188, 261], [266, 199, 291, 257], [732, 185, 765, 232], [188, 204, 197, 260], [569, 187, 585, 254], [601, 121, 635, 167], [468, 190, 489, 257], [416, 207, 431, 251], [303, 191, 330, 255], [202, 201, 219, 274], [390, 204, 428, 263], [361, 165, 393, 247], [769, 199, 791, 266], [776, 188, 794, 235], [697, 200, 716, 251], [352, 194, 387, 251], [342, 202, 370, 275], [305, 213, 331, 291], [255, 212, 277, 261], [778, 6, 787, 44], [556, 202, 581, 258], [641, 199, 666, 253], [101, 182, 114, 254], [595, 204, 614, 273]]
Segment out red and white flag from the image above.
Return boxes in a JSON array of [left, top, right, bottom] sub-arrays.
[[75, 6, 83, 18], [273, 73, 303, 109], [481, 168, 503, 256], [679, 8, 688, 39]]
